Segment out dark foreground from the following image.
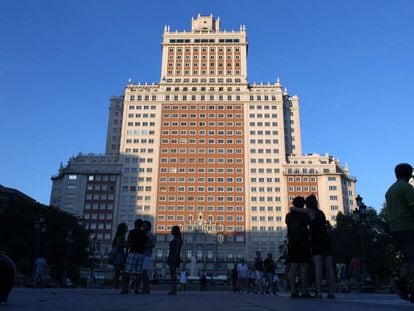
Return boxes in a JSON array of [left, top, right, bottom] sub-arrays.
[[2, 288, 412, 311]]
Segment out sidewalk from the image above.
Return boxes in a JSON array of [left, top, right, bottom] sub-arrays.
[[4, 288, 412, 311]]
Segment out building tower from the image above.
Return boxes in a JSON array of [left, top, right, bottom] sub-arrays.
[[51, 15, 356, 271]]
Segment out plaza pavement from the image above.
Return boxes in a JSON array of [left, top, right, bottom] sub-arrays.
[[3, 288, 412, 311]]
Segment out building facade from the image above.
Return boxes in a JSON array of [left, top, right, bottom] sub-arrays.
[[51, 15, 357, 271], [50, 153, 122, 253], [109, 15, 356, 268]]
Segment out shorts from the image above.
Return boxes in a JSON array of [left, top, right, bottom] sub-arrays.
[[124, 253, 144, 274], [311, 239, 332, 256], [288, 241, 310, 263], [392, 231, 414, 263], [142, 256, 152, 271]]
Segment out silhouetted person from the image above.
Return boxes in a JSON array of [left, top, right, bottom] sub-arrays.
[[167, 225, 182, 295], [386, 163, 414, 302], [231, 264, 238, 293], [286, 196, 312, 298], [111, 223, 128, 290], [0, 252, 16, 304], [200, 273, 207, 291], [142, 220, 156, 294], [33, 255, 47, 289], [120, 219, 147, 294]]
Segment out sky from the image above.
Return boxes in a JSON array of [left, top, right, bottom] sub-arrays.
[[1, 0, 413, 211]]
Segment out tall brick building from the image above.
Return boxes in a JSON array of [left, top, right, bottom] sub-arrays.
[[52, 15, 356, 270]]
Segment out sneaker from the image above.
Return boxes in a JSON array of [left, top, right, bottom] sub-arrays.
[[393, 277, 409, 301], [301, 292, 314, 298], [326, 293, 336, 299], [314, 292, 323, 299], [290, 292, 300, 298]]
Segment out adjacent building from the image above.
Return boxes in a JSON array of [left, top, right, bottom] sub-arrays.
[[50, 153, 122, 253]]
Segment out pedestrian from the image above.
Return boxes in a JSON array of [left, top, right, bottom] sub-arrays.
[[264, 253, 277, 295], [385, 163, 414, 302], [179, 270, 187, 292], [200, 272, 207, 291], [304, 194, 336, 299], [120, 219, 147, 294], [254, 251, 265, 294], [231, 264, 238, 293], [336, 262, 348, 293], [111, 223, 128, 290], [285, 196, 312, 298], [348, 255, 361, 292], [247, 266, 256, 293], [142, 220, 156, 294], [0, 252, 16, 304], [236, 259, 248, 292], [33, 255, 47, 289], [167, 225, 182, 295]]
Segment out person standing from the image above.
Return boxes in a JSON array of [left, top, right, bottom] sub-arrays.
[[385, 163, 414, 302], [236, 259, 248, 292], [0, 252, 16, 304], [142, 220, 156, 294], [348, 255, 361, 292], [264, 253, 277, 295], [200, 272, 207, 291], [285, 196, 312, 298], [167, 225, 182, 295], [254, 251, 264, 294], [305, 195, 336, 299], [179, 270, 187, 292], [111, 223, 128, 290], [33, 255, 47, 289], [231, 264, 238, 293], [120, 219, 147, 294]]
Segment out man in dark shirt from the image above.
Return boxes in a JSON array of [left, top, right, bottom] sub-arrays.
[[254, 251, 264, 294], [285, 196, 311, 298], [264, 253, 277, 295], [120, 219, 148, 294]]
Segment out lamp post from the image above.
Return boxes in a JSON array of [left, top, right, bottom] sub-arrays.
[[353, 194, 368, 287], [64, 230, 73, 286], [34, 214, 46, 257]]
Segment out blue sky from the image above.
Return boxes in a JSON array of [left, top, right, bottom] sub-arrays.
[[1, 0, 413, 210]]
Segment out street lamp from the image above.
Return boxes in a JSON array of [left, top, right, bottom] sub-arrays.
[[64, 230, 73, 286], [353, 194, 369, 288], [34, 214, 46, 257]]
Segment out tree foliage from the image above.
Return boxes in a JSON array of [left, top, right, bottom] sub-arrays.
[[330, 206, 403, 284], [0, 200, 89, 284]]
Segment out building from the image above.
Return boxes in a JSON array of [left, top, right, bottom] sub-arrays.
[[108, 15, 356, 269], [284, 153, 356, 223], [50, 153, 122, 253], [51, 15, 357, 271]]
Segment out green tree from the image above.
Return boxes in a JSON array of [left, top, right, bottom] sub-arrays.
[[331, 207, 401, 284], [0, 201, 89, 284]]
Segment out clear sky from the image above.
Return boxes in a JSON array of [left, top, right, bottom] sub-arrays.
[[1, 0, 413, 211]]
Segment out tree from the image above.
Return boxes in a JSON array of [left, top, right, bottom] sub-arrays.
[[0, 200, 89, 284], [330, 207, 402, 284]]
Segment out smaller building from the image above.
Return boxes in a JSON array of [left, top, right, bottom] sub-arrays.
[[284, 153, 356, 223], [50, 153, 122, 253]]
